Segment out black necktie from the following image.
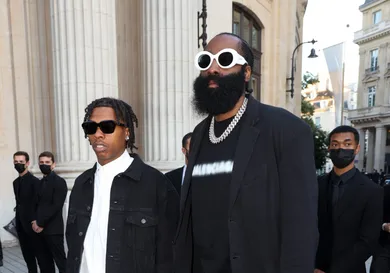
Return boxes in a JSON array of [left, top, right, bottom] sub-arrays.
[[332, 179, 342, 207]]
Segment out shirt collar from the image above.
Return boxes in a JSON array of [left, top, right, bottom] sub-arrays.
[[331, 167, 356, 185], [96, 150, 133, 175], [82, 153, 146, 184]]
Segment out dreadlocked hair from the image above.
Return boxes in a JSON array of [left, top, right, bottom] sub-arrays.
[[83, 97, 139, 152]]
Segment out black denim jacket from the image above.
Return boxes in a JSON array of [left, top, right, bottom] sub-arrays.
[[65, 154, 179, 273]]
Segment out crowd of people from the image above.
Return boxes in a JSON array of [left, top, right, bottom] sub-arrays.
[[1, 32, 389, 273]]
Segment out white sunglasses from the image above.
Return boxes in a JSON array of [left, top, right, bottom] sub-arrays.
[[194, 48, 248, 71]]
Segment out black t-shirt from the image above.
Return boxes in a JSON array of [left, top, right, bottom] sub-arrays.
[[192, 116, 241, 273]]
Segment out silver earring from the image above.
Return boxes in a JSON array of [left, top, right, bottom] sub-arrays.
[[125, 136, 129, 141]]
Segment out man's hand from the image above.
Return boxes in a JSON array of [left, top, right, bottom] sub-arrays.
[[314, 269, 325, 273], [31, 220, 44, 233], [383, 223, 390, 233]]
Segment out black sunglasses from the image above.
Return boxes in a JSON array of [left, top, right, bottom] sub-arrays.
[[82, 120, 125, 135]]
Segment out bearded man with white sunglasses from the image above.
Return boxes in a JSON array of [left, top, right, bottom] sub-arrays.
[[173, 32, 318, 273]]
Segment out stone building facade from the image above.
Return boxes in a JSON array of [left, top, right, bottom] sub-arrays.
[[0, 0, 309, 244], [350, 0, 390, 173]]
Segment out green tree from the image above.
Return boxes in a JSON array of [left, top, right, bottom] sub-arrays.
[[301, 73, 328, 170]]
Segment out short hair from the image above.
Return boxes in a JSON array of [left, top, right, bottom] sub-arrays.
[[215, 32, 254, 71], [182, 132, 193, 148], [83, 97, 139, 152], [13, 151, 30, 162], [39, 151, 55, 163], [328, 125, 359, 144]]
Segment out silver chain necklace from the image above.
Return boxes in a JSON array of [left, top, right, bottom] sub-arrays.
[[209, 97, 248, 144]]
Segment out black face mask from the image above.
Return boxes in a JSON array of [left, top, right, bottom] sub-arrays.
[[329, 149, 356, 169], [14, 163, 26, 174], [192, 68, 246, 116], [39, 164, 52, 175]]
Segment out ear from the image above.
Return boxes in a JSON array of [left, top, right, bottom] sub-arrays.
[[52, 162, 56, 169], [125, 127, 130, 138], [181, 147, 186, 156], [244, 65, 252, 82], [355, 143, 361, 155], [26, 161, 30, 167]]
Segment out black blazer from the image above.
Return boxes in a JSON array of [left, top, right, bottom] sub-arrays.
[[165, 167, 184, 196], [35, 171, 68, 235], [173, 96, 318, 273], [378, 184, 390, 246], [316, 170, 383, 273], [13, 172, 41, 232]]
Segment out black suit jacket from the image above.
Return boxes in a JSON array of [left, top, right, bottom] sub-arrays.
[[35, 171, 68, 235], [378, 184, 390, 246], [316, 170, 383, 273], [13, 172, 41, 233], [173, 96, 318, 273], [165, 167, 184, 196]]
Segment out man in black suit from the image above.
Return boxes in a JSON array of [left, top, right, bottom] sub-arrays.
[[32, 151, 67, 273], [173, 33, 318, 273], [370, 183, 390, 272], [13, 151, 42, 273], [316, 126, 383, 273], [165, 132, 192, 195]]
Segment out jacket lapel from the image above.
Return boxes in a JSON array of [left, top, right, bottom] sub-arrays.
[[180, 118, 209, 212], [228, 96, 261, 216]]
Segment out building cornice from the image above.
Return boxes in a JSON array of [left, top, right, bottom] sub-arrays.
[[349, 105, 390, 124], [359, 0, 386, 12], [354, 21, 390, 45]]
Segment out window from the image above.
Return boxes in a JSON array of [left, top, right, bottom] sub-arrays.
[[373, 10, 382, 24], [370, 49, 378, 71], [232, 4, 262, 100], [368, 86, 376, 107], [315, 117, 321, 127]]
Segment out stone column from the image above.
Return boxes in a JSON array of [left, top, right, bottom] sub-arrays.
[[357, 49, 366, 109], [50, 0, 119, 183], [356, 128, 366, 171], [142, 0, 201, 171], [366, 128, 375, 172], [374, 125, 387, 171]]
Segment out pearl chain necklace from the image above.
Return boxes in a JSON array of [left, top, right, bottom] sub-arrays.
[[209, 97, 248, 144]]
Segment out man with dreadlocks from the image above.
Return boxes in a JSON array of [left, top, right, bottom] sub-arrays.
[[65, 97, 179, 273], [173, 33, 318, 273]]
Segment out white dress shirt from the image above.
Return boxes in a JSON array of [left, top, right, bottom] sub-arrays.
[[79, 151, 133, 273], [181, 164, 187, 185]]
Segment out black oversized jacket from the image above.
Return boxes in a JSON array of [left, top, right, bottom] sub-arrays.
[[65, 154, 179, 273], [174, 96, 319, 273]]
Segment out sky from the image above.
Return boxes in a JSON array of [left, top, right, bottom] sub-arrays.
[[302, 0, 365, 86]]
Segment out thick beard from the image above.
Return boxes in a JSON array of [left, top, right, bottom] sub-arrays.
[[192, 69, 246, 116]]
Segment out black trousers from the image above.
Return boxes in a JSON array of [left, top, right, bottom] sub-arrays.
[[37, 234, 66, 273], [16, 224, 38, 273]]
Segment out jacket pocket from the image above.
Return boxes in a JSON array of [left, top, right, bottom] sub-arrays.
[[125, 211, 158, 251]]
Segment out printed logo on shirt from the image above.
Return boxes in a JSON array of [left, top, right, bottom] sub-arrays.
[[192, 160, 234, 177]]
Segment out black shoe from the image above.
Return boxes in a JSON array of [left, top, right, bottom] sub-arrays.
[[0, 259, 3, 266]]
